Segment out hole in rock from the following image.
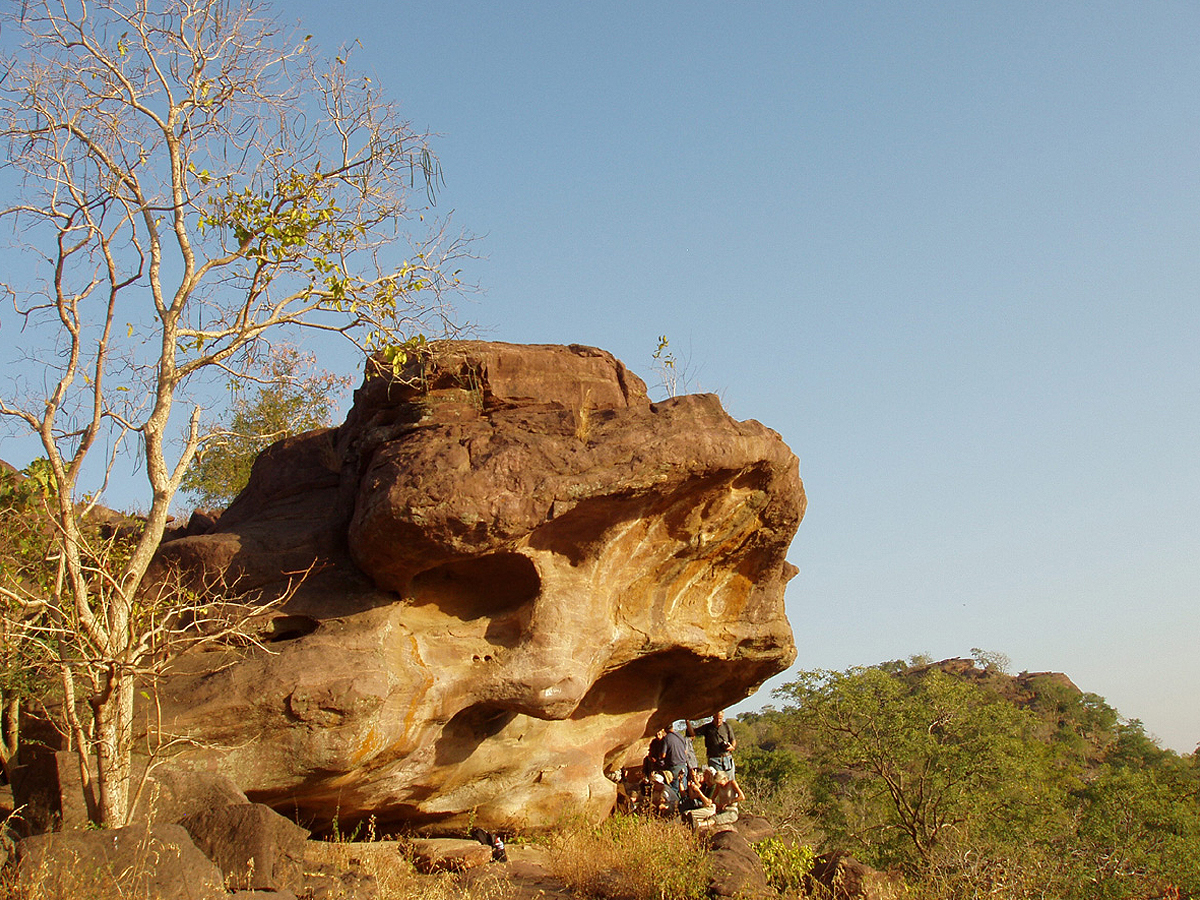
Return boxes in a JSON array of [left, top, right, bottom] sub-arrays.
[[436, 703, 517, 767], [263, 615, 321, 643], [410, 552, 540, 622]]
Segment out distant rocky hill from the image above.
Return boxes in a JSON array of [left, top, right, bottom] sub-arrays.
[[146, 341, 806, 832], [900, 657, 1122, 762], [905, 657, 1083, 712]]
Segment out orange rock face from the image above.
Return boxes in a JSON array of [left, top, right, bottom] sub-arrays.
[[151, 342, 805, 832]]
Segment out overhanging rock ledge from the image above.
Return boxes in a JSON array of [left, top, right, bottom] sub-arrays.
[[151, 341, 805, 832]]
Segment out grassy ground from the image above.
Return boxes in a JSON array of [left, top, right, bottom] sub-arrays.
[[544, 813, 713, 900]]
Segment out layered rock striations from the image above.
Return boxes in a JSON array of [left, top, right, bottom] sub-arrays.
[[151, 342, 805, 831]]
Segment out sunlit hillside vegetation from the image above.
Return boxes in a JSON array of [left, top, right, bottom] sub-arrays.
[[736, 654, 1200, 899]]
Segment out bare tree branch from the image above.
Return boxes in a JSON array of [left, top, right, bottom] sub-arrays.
[[0, 0, 470, 826]]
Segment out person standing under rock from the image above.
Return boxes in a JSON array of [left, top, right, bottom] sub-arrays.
[[692, 710, 738, 776], [680, 718, 699, 778], [661, 720, 691, 788], [643, 726, 667, 778]]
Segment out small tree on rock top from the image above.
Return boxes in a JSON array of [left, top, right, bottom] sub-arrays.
[[182, 346, 352, 509]]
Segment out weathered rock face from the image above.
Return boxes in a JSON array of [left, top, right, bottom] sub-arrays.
[[151, 342, 804, 832]]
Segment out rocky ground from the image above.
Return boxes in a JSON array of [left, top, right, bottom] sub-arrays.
[[457, 845, 575, 900]]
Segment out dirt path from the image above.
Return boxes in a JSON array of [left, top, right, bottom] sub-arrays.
[[455, 844, 576, 900]]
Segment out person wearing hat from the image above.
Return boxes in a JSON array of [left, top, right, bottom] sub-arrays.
[[649, 770, 680, 818]]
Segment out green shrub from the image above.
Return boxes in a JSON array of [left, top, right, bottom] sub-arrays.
[[755, 836, 815, 895]]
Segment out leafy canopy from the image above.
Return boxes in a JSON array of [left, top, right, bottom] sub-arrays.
[[0, 0, 467, 826], [777, 664, 1066, 869], [734, 657, 1200, 898], [181, 347, 352, 508]]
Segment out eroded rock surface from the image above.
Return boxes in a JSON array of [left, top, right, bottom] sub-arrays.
[[151, 342, 804, 832]]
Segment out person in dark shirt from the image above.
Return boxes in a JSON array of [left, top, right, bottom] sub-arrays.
[[643, 726, 667, 777], [693, 710, 737, 776], [661, 722, 691, 787]]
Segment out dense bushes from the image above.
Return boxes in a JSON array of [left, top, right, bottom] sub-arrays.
[[736, 656, 1200, 899]]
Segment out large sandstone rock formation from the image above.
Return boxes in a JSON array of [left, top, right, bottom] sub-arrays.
[[151, 342, 804, 832]]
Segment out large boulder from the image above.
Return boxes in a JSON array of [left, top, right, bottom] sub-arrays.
[[150, 342, 804, 832], [179, 802, 309, 892], [13, 823, 226, 900], [807, 851, 900, 900], [707, 827, 774, 898], [135, 766, 250, 825]]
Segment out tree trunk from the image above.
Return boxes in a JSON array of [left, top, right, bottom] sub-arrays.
[[94, 670, 134, 826], [0, 693, 18, 782]]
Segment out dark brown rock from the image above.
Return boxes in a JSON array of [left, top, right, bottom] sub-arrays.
[[10, 754, 248, 834], [179, 803, 309, 892], [14, 823, 225, 900], [134, 765, 250, 825], [148, 341, 805, 832], [707, 826, 773, 898], [407, 836, 495, 873], [7, 752, 73, 836], [732, 814, 776, 844], [807, 850, 898, 900]]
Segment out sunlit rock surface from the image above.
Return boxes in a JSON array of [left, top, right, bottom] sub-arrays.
[[151, 341, 805, 832]]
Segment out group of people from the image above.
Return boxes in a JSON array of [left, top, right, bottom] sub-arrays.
[[614, 710, 747, 828]]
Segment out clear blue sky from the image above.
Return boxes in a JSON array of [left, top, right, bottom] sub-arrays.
[[283, 1, 1200, 750], [5, 2, 1198, 751]]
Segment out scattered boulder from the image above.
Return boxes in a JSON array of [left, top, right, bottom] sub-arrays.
[[6, 752, 65, 836], [407, 836, 495, 873], [9, 754, 249, 835], [148, 342, 805, 832], [162, 508, 220, 542], [13, 822, 225, 900], [179, 802, 309, 893], [807, 850, 898, 900], [134, 765, 250, 825], [707, 826, 773, 898], [12, 750, 104, 831], [731, 813, 775, 844]]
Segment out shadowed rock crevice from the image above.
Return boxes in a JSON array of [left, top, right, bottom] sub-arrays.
[[436, 705, 519, 767], [409, 552, 541, 622], [144, 341, 804, 832], [262, 615, 321, 643]]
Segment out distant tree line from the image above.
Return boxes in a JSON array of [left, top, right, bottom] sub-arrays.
[[734, 653, 1200, 899]]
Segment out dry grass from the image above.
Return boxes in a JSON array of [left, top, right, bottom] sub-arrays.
[[0, 842, 199, 900], [0, 835, 515, 900], [307, 838, 514, 900], [545, 813, 712, 900], [574, 388, 593, 443]]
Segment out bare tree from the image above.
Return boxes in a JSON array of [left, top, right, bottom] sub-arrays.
[[0, 0, 467, 825]]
